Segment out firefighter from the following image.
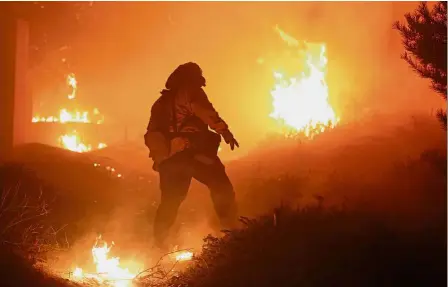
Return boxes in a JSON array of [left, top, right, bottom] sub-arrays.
[[144, 62, 239, 249]]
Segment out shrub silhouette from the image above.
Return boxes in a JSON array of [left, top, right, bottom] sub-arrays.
[[170, 205, 446, 287]]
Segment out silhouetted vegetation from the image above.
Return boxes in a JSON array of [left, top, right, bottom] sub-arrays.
[[168, 205, 445, 287], [0, 144, 132, 263], [166, 116, 446, 287], [0, 115, 445, 287], [0, 164, 76, 287], [0, 246, 79, 287], [394, 1, 447, 129]]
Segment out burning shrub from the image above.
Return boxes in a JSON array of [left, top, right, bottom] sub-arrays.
[[169, 205, 445, 287]]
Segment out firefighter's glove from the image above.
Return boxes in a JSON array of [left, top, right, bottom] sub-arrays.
[[222, 130, 239, 151]]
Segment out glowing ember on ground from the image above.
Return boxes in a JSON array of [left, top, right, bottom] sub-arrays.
[[32, 73, 107, 152], [72, 236, 136, 287], [270, 26, 339, 138]]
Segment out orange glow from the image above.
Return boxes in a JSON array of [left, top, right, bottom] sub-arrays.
[[32, 108, 103, 124], [98, 142, 108, 149], [28, 2, 442, 160], [174, 251, 193, 261], [70, 237, 194, 286], [270, 26, 339, 138], [72, 236, 136, 287], [59, 131, 107, 153], [32, 73, 107, 152], [67, 73, 77, 100], [60, 132, 90, 153], [170, 245, 194, 262]]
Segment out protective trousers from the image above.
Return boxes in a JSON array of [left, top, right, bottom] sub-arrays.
[[153, 150, 237, 246]]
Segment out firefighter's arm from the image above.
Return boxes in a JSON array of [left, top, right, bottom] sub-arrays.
[[190, 88, 239, 150], [144, 102, 160, 146]]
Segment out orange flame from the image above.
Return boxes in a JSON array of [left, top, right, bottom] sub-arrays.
[[67, 73, 77, 100], [72, 236, 136, 287], [70, 237, 194, 287], [170, 245, 194, 262], [59, 131, 107, 153], [32, 73, 107, 152], [270, 26, 339, 138], [174, 251, 193, 262]]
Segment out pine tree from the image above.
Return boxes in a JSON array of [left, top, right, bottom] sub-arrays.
[[394, 2, 447, 130]]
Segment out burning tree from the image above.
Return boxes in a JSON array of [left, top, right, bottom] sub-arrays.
[[394, 1, 447, 129]]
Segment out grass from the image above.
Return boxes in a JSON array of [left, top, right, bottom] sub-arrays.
[[0, 246, 80, 287], [0, 147, 134, 287], [167, 205, 446, 287], [0, 115, 445, 287], [165, 121, 447, 287]]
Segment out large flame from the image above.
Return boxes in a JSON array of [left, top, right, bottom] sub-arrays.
[[32, 73, 106, 152], [270, 26, 339, 138]]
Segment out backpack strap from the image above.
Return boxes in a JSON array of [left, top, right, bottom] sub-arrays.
[[171, 91, 178, 133]]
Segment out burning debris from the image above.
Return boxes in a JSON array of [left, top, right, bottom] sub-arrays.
[[32, 73, 107, 153], [269, 26, 339, 138]]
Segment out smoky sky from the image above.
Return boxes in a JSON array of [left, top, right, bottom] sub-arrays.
[[29, 1, 444, 159]]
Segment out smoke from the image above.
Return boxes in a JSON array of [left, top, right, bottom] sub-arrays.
[[25, 3, 446, 277], [30, 0, 446, 224], [30, 2, 443, 160]]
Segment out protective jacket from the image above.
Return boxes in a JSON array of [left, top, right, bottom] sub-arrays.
[[144, 86, 231, 170]]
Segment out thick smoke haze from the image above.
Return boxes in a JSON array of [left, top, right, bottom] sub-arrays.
[[5, 2, 444, 278], [31, 2, 444, 159]]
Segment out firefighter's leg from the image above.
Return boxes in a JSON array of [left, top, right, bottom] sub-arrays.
[[192, 155, 238, 230], [153, 156, 192, 248]]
